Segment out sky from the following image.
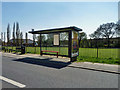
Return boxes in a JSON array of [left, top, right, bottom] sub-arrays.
[[2, 2, 118, 40]]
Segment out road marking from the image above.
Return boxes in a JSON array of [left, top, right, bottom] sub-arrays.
[[0, 76, 26, 88]]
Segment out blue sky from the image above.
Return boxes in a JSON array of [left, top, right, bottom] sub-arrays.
[[2, 2, 118, 39]]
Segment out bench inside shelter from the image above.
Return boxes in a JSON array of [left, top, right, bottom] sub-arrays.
[[41, 50, 59, 58]]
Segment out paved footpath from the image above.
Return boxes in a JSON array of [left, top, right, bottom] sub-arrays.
[[2, 52, 120, 74]]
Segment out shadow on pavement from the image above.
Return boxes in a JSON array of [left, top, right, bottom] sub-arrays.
[[13, 57, 71, 69]]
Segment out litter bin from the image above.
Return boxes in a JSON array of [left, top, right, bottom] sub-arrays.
[[21, 45, 25, 54]]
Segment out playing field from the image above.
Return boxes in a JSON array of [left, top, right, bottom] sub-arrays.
[[3, 46, 119, 59]]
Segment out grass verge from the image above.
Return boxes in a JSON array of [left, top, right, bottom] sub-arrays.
[[77, 56, 120, 65]]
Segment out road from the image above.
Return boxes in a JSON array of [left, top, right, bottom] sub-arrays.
[[2, 55, 118, 88]]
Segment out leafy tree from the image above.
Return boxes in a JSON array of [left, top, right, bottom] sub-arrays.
[[16, 22, 20, 46], [33, 34, 36, 47], [4, 32, 6, 46], [12, 22, 15, 46], [114, 23, 120, 48], [90, 22, 116, 48], [79, 32, 87, 47], [31, 29, 36, 47], [16, 22, 19, 46], [7, 24, 10, 46], [60, 32, 68, 46], [20, 32, 23, 46], [89, 28, 102, 48], [89, 28, 101, 39], [98, 22, 116, 47], [37, 34, 46, 46], [1, 32, 3, 46], [79, 32, 87, 41], [46, 34, 53, 46], [60, 32, 68, 41], [114, 24, 120, 37], [25, 32, 28, 46]]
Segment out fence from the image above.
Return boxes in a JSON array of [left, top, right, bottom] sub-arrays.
[[1, 46, 119, 59]]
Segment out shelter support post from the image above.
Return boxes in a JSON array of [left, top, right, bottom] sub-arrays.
[[40, 34, 42, 56], [68, 30, 72, 59], [70, 57, 77, 62], [68, 30, 77, 62]]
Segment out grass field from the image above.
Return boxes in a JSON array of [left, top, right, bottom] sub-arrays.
[[77, 56, 120, 65]]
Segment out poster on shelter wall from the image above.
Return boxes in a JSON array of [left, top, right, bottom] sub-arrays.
[[53, 34, 59, 45], [71, 31, 79, 57]]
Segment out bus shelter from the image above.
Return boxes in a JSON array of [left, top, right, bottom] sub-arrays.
[[29, 26, 82, 62]]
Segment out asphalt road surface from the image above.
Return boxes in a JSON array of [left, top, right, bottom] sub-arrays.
[[2, 55, 118, 88]]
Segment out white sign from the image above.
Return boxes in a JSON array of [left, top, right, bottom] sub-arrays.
[[53, 34, 59, 45]]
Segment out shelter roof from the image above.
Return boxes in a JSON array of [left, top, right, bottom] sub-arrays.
[[29, 26, 82, 34]]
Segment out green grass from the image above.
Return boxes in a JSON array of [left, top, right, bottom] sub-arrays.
[[77, 56, 120, 65], [2, 46, 120, 64]]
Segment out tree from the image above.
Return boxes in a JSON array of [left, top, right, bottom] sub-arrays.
[[114, 24, 120, 37], [90, 22, 116, 48], [60, 32, 68, 41], [113, 23, 120, 48], [46, 34, 53, 46], [89, 28, 101, 39], [16, 22, 20, 46], [1, 32, 3, 46], [20, 32, 23, 46], [4, 32, 6, 46], [115, 20, 120, 37], [89, 28, 103, 58], [79, 32, 87, 47], [32, 31, 37, 53], [79, 32, 87, 41], [25, 33, 28, 46], [89, 28, 102, 48], [33, 34, 36, 47], [31, 29, 36, 47], [60, 32, 68, 46], [12, 22, 15, 46], [98, 22, 116, 47], [7, 24, 10, 46], [37, 34, 45, 46]]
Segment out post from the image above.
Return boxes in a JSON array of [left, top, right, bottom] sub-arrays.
[[97, 47, 98, 58], [4, 32, 5, 47], [25, 33, 28, 53], [40, 34, 42, 56], [68, 31, 72, 61], [59, 33, 60, 55], [118, 37, 120, 59], [96, 39, 98, 58], [57, 52, 58, 58]]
